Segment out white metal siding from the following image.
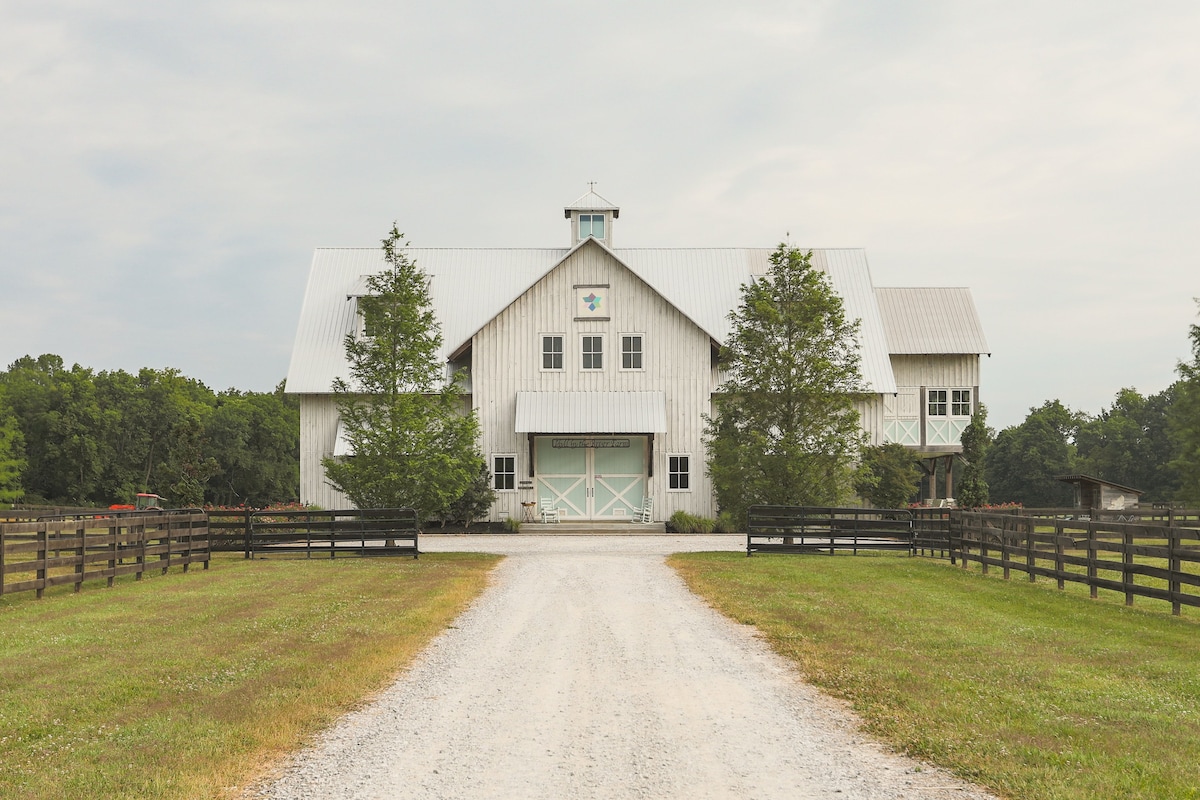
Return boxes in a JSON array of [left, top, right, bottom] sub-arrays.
[[472, 242, 717, 522], [890, 355, 980, 388], [299, 395, 352, 510]]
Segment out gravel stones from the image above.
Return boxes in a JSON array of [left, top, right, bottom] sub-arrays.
[[250, 535, 995, 800]]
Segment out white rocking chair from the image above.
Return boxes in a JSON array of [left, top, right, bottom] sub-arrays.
[[539, 498, 561, 524], [631, 496, 653, 524]]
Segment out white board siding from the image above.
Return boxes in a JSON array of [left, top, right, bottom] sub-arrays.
[[299, 395, 352, 510], [889, 355, 980, 388], [471, 241, 717, 521]]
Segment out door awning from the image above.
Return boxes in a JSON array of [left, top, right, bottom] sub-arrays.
[[515, 391, 667, 433]]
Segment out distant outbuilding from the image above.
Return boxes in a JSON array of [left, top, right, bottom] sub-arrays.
[[1056, 474, 1143, 511]]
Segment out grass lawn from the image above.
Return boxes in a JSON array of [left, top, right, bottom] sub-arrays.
[[669, 552, 1200, 800], [0, 551, 500, 800]]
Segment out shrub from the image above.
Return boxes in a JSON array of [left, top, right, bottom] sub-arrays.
[[669, 510, 718, 533], [502, 516, 521, 533], [715, 510, 740, 533]]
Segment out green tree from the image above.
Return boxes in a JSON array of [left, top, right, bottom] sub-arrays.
[[704, 244, 867, 525], [1076, 387, 1179, 501], [986, 400, 1080, 507], [0, 355, 105, 504], [956, 405, 992, 508], [322, 225, 483, 521], [0, 394, 25, 504], [1170, 306, 1200, 503], [854, 442, 921, 508], [204, 384, 300, 506]]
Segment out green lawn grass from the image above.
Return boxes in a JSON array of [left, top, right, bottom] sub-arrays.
[[0, 552, 500, 799], [669, 552, 1200, 800]]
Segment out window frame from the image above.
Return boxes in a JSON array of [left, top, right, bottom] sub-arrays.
[[619, 333, 644, 371], [580, 333, 604, 371], [667, 454, 691, 492], [951, 389, 973, 418], [927, 389, 948, 417], [540, 333, 565, 372], [579, 213, 605, 239], [492, 453, 517, 492]]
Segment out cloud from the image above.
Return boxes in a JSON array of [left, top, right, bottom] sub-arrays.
[[0, 0, 1198, 428]]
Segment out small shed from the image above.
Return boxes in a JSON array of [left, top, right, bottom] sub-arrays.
[[1056, 474, 1143, 511]]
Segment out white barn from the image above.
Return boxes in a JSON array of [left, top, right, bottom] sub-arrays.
[[286, 189, 989, 520]]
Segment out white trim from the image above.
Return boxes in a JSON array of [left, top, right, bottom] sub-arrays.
[[667, 453, 692, 492], [618, 332, 645, 372], [539, 333, 565, 372], [580, 333, 605, 371]]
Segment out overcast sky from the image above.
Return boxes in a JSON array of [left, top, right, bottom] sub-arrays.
[[2, 1, 1198, 429]]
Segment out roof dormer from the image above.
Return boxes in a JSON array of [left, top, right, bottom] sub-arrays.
[[564, 184, 619, 247]]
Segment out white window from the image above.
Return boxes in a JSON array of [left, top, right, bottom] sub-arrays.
[[579, 214, 605, 239], [581, 334, 604, 370], [951, 389, 972, 417], [541, 335, 564, 371], [620, 334, 643, 370], [492, 454, 516, 491], [668, 454, 690, 491], [929, 388, 971, 417], [927, 389, 947, 417]]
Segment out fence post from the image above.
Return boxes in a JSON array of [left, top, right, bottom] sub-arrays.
[[1123, 524, 1134, 607], [244, 508, 253, 560], [73, 519, 85, 593], [949, 511, 958, 566], [36, 523, 47, 599], [1025, 516, 1036, 583], [1169, 526, 1182, 616], [1087, 522, 1097, 600], [0, 522, 5, 596]]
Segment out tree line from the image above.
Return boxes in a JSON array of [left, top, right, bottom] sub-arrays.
[[0, 354, 300, 508]]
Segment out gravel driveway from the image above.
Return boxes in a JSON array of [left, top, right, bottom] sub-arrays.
[[250, 535, 995, 800]]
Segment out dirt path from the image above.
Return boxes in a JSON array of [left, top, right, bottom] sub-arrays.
[[251, 536, 995, 799]]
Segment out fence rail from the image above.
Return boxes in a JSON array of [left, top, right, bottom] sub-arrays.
[[0, 510, 209, 598], [747, 506, 914, 556], [208, 508, 420, 559], [953, 510, 1200, 615]]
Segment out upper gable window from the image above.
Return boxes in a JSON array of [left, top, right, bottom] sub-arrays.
[[581, 335, 604, 370], [541, 335, 564, 371], [579, 214, 605, 239], [620, 334, 643, 370]]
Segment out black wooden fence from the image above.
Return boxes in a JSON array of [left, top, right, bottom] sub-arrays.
[[208, 508, 420, 559], [0, 510, 209, 598], [747, 506, 915, 555], [953, 509, 1200, 616]]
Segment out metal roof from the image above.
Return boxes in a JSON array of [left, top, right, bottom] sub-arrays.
[[874, 287, 990, 355], [564, 188, 620, 217], [286, 248, 567, 393], [285, 245, 964, 396], [616, 247, 897, 393], [515, 392, 667, 433], [1055, 474, 1144, 495]]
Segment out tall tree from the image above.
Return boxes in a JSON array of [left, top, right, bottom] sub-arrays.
[[956, 405, 993, 508], [704, 244, 866, 524], [322, 225, 484, 521], [986, 400, 1079, 507], [204, 385, 300, 507], [1076, 387, 1179, 501], [1170, 306, 1200, 504], [0, 394, 24, 504], [854, 442, 921, 509]]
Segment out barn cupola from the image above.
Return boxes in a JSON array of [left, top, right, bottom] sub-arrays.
[[565, 183, 619, 247]]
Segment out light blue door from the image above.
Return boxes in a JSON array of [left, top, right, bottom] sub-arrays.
[[535, 436, 646, 519]]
